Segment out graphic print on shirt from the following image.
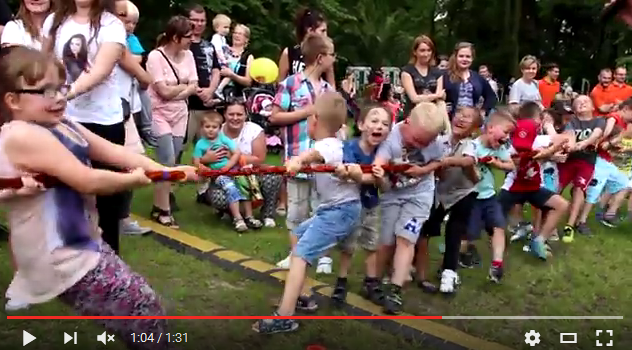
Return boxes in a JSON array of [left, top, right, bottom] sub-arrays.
[[389, 147, 426, 189], [62, 34, 90, 83]]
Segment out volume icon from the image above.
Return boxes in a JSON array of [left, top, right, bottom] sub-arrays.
[[63, 332, 77, 344], [96, 331, 114, 345]]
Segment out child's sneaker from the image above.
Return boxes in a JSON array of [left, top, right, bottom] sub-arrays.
[[459, 252, 475, 268], [233, 218, 248, 232], [359, 278, 384, 305], [562, 224, 575, 243], [529, 237, 548, 260], [509, 222, 531, 242], [575, 222, 592, 236], [276, 253, 291, 268], [383, 285, 403, 315], [244, 217, 263, 229], [548, 228, 559, 242], [252, 312, 299, 334], [600, 214, 620, 228], [439, 269, 460, 294], [488, 265, 503, 284], [331, 278, 348, 306], [263, 218, 276, 228]]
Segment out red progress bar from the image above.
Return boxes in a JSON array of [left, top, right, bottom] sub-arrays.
[[8, 316, 443, 320]]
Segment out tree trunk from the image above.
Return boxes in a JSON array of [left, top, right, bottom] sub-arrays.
[[510, 0, 522, 77]]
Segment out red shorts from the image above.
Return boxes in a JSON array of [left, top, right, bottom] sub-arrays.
[[557, 158, 595, 192]]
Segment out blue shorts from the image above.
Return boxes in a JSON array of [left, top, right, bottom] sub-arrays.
[[468, 196, 506, 240], [293, 200, 362, 265], [586, 157, 630, 204]]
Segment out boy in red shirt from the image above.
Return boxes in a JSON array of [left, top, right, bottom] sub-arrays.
[[499, 102, 569, 259]]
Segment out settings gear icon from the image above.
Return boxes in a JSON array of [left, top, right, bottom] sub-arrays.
[[524, 330, 541, 346]]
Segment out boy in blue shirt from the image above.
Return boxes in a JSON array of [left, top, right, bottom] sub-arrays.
[[467, 109, 516, 283], [332, 105, 392, 305], [192, 112, 262, 232]]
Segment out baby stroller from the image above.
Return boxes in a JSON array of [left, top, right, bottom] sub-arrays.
[[244, 85, 283, 154]]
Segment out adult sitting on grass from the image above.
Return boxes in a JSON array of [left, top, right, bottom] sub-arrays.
[[198, 98, 282, 228]]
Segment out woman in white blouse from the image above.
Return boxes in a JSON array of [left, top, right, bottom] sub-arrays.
[[0, 0, 52, 49]]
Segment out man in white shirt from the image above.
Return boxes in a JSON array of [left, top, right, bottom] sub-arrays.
[[479, 65, 499, 97]]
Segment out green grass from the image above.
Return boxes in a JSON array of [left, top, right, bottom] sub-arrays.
[[2, 145, 632, 350], [131, 147, 631, 350]]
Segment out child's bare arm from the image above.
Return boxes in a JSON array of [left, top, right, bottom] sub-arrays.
[[489, 157, 515, 171], [222, 149, 241, 170]]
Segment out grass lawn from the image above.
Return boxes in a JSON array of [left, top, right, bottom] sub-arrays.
[[129, 147, 630, 350], [2, 145, 631, 350], [0, 237, 437, 350]]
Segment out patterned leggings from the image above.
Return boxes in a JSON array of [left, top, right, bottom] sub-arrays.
[[59, 243, 168, 350], [206, 174, 282, 219]]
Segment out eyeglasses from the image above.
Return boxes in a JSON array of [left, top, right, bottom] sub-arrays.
[[14, 85, 70, 99]]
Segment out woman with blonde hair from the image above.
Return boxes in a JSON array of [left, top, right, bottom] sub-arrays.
[[443, 42, 497, 119], [1, 0, 52, 49], [219, 23, 254, 98], [508, 55, 542, 107]]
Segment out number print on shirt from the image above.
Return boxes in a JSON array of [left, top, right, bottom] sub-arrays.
[[403, 218, 422, 235], [575, 128, 592, 142]]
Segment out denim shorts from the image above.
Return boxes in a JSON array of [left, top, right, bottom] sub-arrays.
[[468, 196, 506, 240], [293, 200, 362, 265], [586, 157, 630, 204]]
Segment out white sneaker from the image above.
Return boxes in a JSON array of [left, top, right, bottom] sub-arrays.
[[5, 299, 29, 311], [316, 256, 332, 274], [548, 229, 560, 242], [121, 219, 151, 235], [276, 254, 291, 268], [263, 218, 276, 228], [439, 269, 460, 294]]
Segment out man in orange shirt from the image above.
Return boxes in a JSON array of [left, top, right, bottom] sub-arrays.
[[538, 63, 561, 107], [611, 66, 632, 103], [590, 68, 617, 113]]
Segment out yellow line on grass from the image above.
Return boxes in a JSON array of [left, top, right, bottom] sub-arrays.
[[132, 214, 514, 350]]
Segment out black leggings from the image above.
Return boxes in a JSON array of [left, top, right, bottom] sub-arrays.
[[80, 121, 126, 254], [422, 192, 477, 271]]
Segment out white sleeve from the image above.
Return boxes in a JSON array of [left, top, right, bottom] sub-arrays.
[[1, 21, 23, 46], [534, 135, 551, 149], [99, 14, 126, 46], [508, 80, 520, 104], [210, 34, 223, 51], [461, 140, 476, 157], [41, 13, 54, 39], [314, 139, 342, 165]]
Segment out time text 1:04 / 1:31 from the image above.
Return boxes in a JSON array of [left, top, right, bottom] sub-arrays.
[[130, 333, 187, 343]]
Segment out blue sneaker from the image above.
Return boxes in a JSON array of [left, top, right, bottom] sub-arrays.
[[529, 238, 548, 260]]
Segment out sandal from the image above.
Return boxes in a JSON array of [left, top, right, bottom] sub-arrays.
[[417, 280, 439, 294], [233, 218, 248, 232], [150, 206, 179, 229], [244, 217, 263, 229], [271, 294, 319, 313], [252, 312, 299, 334]]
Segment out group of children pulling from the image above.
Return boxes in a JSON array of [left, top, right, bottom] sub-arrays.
[[252, 36, 632, 333]]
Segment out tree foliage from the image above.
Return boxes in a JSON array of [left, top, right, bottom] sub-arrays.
[[6, 0, 632, 86]]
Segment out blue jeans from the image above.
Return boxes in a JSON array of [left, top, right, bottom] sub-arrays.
[[215, 176, 245, 204], [293, 200, 362, 265]]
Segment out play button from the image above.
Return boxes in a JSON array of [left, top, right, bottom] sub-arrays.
[[23, 330, 36, 346]]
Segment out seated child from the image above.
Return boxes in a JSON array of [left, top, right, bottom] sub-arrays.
[[253, 91, 363, 334], [332, 104, 392, 305], [466, 108, 516, 282], [373, 102, 447, 314], [192, 112, 262, 232]]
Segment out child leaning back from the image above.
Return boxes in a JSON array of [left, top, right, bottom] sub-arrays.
[[373, 102, 447, 315], [253, 92, 363, 334]]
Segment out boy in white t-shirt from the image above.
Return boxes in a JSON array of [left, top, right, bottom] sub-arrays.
[[253, 92, 362, 334], [211, 14, 232, 100]]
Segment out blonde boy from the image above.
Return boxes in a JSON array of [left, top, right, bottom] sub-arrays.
[[254, 92, 362, 334], [373, 102, 446, 315], [211, 14, 232, 99]]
